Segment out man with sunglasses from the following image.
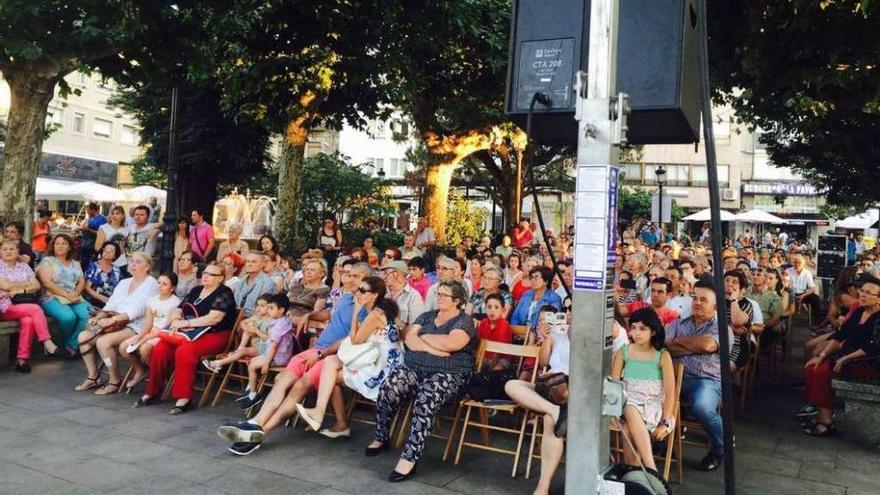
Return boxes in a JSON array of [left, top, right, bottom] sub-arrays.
[[218, 261, 372, 455]]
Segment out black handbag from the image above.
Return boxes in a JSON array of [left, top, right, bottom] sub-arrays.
[[11, 292, 41, 305], [466, 368, 516, 401]]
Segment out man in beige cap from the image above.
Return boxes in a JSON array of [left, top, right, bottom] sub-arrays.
[[379, 260, 426, 328]]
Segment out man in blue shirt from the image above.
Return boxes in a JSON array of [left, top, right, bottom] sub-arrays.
[[218, 260, 372, 455], [79, 202, 106, 262]]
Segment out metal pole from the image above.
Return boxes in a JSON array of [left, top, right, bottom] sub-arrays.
[[697, 0, 735, 492], [159, 86, 180, 274], [568, 0, 620, 492], [658, 180, 664, 234]]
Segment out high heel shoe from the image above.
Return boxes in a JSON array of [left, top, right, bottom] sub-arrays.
[[43, 346, 64, 358], [364, 439, 391, 457], [388, 463, 417, 483]]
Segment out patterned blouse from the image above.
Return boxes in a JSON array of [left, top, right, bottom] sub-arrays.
[[0, 261, 36, 284], [84, 261, 121, 299], [37, 256, 83, 294]]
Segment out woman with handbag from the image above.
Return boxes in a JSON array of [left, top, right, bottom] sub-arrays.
[[504, 296, 572, 495], [74, 252, 158, 394], [297, 276, 403, 438], [135, 262, 238, 415], [0, 239, 60, 373], [364, 280, 477, 483], [36, 233, 92, 357]]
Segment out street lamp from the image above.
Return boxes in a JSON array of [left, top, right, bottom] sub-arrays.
[[464, 168, 474, 200], [655, 165, 667, 233]]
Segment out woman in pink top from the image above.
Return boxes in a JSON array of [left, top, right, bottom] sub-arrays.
[[0, 240, 61, 373]]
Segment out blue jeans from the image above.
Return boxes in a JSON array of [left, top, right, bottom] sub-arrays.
[[41, 297, 92, 351], [681, 374, 723, 456]]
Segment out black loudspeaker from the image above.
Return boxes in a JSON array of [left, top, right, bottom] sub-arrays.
[[818, 253, 846, 279], [506, 0, 701, 145], [818, 235, 847, 252]]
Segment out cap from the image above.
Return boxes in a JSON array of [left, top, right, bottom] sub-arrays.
[[380, 260, 408, 273]]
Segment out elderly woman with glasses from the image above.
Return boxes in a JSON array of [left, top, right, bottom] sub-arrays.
[[365, 280, 476, 483], [801, 275, 880, 436], [510, 266, 562, 327], [135, 262, 238, 415], [467, 264, 513, 321]]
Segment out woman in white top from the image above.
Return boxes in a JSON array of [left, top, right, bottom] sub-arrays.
[[120, 272, 181, 391], [94, 206, 129, 270], [505, 296, 571, 495], [75, 252, 158, 395]]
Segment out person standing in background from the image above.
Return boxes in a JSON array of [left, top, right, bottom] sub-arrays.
[[79, 203, 106, 266], [31, 210, 52, 261], [189, 208, 216, 264]]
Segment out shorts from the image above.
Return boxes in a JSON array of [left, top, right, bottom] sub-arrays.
[[284, 348, 325, 388]]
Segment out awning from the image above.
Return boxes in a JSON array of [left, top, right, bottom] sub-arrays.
[[36, 178, 127, 202], [122, 185, 167, 204], [682, 208, 736, 222], [835, 210, 880, 230], [734, 209, 788, 224]]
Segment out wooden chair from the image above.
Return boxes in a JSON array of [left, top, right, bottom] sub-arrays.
[[609, 364, 684, 483], [445, 340, 542, 477], [770, 300, 796, 371], [210, 318, 269, 406]]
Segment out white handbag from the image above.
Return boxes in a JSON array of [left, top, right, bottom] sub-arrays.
[[337, 336, 380, 371]]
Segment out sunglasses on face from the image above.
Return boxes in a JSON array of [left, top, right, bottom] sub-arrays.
[[357, 287, 374, 294], [204, 271, 224, 277]]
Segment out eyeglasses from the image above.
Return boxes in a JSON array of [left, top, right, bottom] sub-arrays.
[[529, 274, 542, 280], [437, 292, 454, 299], [203, 271, 224, 277], [383, 254, 394, 258], [357, 287, 373, 294], [859, 288, 880, 297]]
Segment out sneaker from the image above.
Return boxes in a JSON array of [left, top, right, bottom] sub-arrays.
[[217, 421, 265, 443], [228, 442, 261, 456], [240, 391, 267, 411], [234, 391, 252, 403], [201, 359, 221, 374], [698, 453, 724, 471]]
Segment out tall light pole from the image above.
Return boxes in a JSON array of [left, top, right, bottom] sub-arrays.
[[656, 164, 667, 238], [159, 86, 180, 274], [463, 168, 474, 200]]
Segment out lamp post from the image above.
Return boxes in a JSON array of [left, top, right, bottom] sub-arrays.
[[655, 165, 667, 237], [463, 168, 474, 200], [159, 86, 180, 274]]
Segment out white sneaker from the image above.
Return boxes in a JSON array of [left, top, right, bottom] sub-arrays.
[[201, 359, 220, 374]]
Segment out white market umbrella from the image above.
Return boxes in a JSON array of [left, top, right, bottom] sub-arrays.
[[123, 185, 167, 204], [835, 210, 879, 230], [734, 209, 788, 224], [682, 208, 736, 222], [36, 178, 126, 202]]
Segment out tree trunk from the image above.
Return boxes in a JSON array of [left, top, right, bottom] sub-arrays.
[[0, 70, 61, 231], [423, 160, 458, 240], [275, 123, 308, 254]]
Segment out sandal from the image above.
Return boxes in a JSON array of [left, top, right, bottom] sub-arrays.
[[133, 396, 159, 408], [74, 376, 101, 392], [169, 401, 193, 415], [803, 421, 836, 437], [94, 382, 121, 396]]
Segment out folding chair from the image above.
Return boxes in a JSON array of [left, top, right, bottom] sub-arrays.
[[446, 340, 542, 477], [609, 364, 684, 483]]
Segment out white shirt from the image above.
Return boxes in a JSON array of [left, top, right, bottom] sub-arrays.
[[548, 330, 571, 375], [791, 268, 815, 294], [147, 294, 182, 329], [390, 283, 426, 327], [103, 276, 159, 334], [415, 227, 436, 249], [668, 294, 693, 320]]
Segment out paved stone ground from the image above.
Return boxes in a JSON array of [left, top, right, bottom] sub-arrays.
[[1, 318, 879, 495]]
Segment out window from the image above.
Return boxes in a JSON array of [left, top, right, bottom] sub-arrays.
[[388, 158, 406, 178], [72, 112, 85, 134], [93, 117, 113, 139], [621, 163, 643, 183], [390, 119, 410, 138], [691, 165, 729, 187], [121, 125, 138, 145], [75, 72, 89, 87], [712, 120, 731, 139], [366, 157, 385, 176], [366, 120, 386, 139], [97, 79, 114, 92], [753, 195, 819, 214]]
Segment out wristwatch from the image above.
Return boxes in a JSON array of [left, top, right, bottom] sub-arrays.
[[316, 350, 324, 359]]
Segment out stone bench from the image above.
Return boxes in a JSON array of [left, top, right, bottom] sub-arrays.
[[1, 318, 62, 368], [832, 378, 880, 449]]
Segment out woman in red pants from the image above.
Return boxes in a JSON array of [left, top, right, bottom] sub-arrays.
[[134, 262, 238, 415], [802, 274, 880, 436]]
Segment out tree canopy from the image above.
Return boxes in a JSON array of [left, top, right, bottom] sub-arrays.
[[709, 0, 880, 207]]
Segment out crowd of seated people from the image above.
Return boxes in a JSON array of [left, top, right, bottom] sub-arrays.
[[7, 212, 878, 492]]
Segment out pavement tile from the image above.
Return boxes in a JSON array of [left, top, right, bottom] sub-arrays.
[[104, 475, 213, 495], [201, 464, 322, 495], [0, 461, 92, 495], [799, 465, 880, 493], [735, 450, 801, 478], [78, 435, 179, 463], [147, 450, 238, 484], [739, 468, 846, 495]]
